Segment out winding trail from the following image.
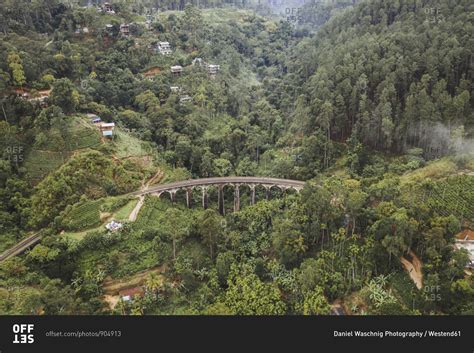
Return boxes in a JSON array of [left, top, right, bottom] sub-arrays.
[[130, 169, 165, 221], [129, 196, 144, 222], [400, 250, 423, 289]]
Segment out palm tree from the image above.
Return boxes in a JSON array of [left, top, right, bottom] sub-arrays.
[[145, 273, 162, 295]]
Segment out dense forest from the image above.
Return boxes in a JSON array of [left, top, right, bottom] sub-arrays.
[[0, 0, 473, 315]]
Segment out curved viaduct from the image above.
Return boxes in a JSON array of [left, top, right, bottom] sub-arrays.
[[0, 177, 306, 262], [131, 177, 306, 214]]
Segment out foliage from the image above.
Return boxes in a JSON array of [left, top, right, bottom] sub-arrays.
[[0, 0, 472, 317], [223, 265, 286, 315]]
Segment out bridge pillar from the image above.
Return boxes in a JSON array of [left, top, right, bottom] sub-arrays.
[[250, 185, 256, 205], [234, 184, 240, 212], [202, 187, 208, 209], [186, 188, 193, 208], [218, 185, 225, 215], [265, 186, 271, 200], [170, 190, 177, 203]]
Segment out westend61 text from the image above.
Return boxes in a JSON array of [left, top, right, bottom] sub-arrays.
[[334, 330, 461, 338]]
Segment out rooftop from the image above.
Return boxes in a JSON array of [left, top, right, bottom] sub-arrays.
[[454, 230, 474, 269], [119, 286, 144, 301], [180, 95, 192, 103], [171, 65, 183, 72], [105, 220, 122, 231], [456, 229, 474, 241]]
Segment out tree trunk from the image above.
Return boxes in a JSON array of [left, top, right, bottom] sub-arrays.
[[173, 238, 176, 260]]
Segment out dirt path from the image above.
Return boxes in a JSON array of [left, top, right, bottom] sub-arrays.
[[400, 250, 423, 289], [129, 196, 144, 221], [102, 265, 166, 295], [129, 169, 164, 222], [103, 295, 120, 310], [144, 169, 164, 190]]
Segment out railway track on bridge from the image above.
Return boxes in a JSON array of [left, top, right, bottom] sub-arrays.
[[130, 176, 306, 213], [131, 176, 306, 196], [0, 232, 42, 262]]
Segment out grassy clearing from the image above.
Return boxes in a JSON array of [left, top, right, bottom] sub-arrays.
[[112, 128, 151, 159], [114, 199, 139, 221], [62, 226, 104, 242], [400, 158, 458, 185], [202, 8, 262, 25], [65, 118, 102, 150], [156, 8, 252, 24]]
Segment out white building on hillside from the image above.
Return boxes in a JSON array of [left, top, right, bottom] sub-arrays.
[[157, 41, 172, 55]]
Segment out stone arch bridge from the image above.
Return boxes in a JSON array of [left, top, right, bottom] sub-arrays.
[[131, 177, 306, 214], [0, 177, 306, 262]]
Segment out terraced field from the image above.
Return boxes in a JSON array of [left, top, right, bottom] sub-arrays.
[[60, 196, 133, 232], [24, 117, 101, 182], [402, 174, 474, 225], [425, 175, 474, 223], [61, 199, 105, 231], [23, 150, 67, 182], [134, 197, 172, 230]]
